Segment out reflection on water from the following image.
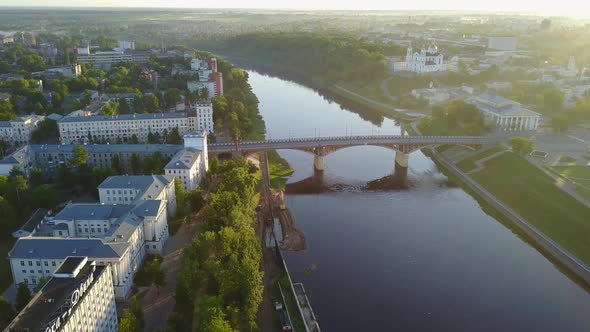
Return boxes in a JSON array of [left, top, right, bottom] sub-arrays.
[[247, 70, 590, 332]]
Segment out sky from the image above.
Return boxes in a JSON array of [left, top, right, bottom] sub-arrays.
[[1, 0, 590, 16]]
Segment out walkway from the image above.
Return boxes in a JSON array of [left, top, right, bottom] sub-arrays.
[[140, 204, 209, 331], [466, 150, 508, 175]]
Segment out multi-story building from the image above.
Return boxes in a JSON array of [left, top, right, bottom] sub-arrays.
[[98, 174, 177, 217], [5, 257, 118, 332], [487, 36, 517, 51], [188, 57, 223, 99], [0, 114, 44, 147], [164, 131, 208, 191], [468, 92, 540, 131], [45, 64, 82, 78], [8, 175, 174, 299], [58, 104, 214, 144], [76, 47, 133, 70]]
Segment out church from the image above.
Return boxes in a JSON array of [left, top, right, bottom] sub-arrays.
[[405, 44, 447, 73]]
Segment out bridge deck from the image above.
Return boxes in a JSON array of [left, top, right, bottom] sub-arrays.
[[208, 135, 498, 153]]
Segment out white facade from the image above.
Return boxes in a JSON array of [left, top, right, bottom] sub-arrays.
[[117, 40, 135, 51], [188, 80, 216, 98], [0, 114, 44, 147], [77, 51, 133, 70], [6, 258, 118, 332], [165, 132, 209, 191], [469, 92, 540, 131], [405, 45, 447, 73], [46, 64, 82, 78], [57, 110, 214, 144]]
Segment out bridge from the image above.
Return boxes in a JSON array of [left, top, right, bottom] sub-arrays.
[[209, 134, 500, 171]]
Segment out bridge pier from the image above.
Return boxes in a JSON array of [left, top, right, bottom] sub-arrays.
[[314, 154, 325, 171], [313, 147, 327, 172], [393, 151, 409, 183]]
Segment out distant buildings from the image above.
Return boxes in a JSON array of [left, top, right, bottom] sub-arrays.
[[188, 57, 223, 98], [45, 64, 82, 78], [0, 114, 45, 147], [469, 92, 540, 131], [404, 45, 447, 73], [75, 47, 133, 70], [5, 257, 118, 332], [115, 40, 136, 52], [487, 36, 517, 51]]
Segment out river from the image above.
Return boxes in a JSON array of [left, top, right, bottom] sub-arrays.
[[247, 70, 590, 331]]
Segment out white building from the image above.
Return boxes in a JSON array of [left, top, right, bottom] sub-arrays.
[[0, 114, 44, 147], [469, 92, 540, 131], [188, 80, 216, 99], [76, 50, 133, 70], [405, 45, 447, 73], [116, 40, 135, 52], [46, 64, 82, 78], [487, 36, 517, 51], [57, 107, 214, 144], [5, 257, 118, 332], [411, 88, 451, 105], [165, 131, 209, 191], [8, 175, 175, 299]]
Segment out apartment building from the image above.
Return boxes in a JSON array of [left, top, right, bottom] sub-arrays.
[[0, 114, 44, 147], [5, 257, 118, 332]]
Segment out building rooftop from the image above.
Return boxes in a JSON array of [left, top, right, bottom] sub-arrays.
[[98, 175, 174, 201], [6, 261, 106, 332], [53, 203, 134, 221], [29, 143, 182, 155], [9, 238, 122, 260], [54, 256, 87, 276], [165, 148, 201, 170], [469, 92, 540, 117], [58, 112, 188, 123]]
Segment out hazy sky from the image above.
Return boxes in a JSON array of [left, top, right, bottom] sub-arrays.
[[1, 0, 589, 15]]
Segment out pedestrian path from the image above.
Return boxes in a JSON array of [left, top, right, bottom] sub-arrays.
[[466, 150, 508, 175]]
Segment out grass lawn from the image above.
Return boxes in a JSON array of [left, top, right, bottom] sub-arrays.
[[456, 145, 505, 172], [559, 156, 577, 163], [553, 166, 590, 179], [337, 78, 390, 105], [278, 274, 306, 332], [575, 186, 590, 202], [471, 153, 590, 265], [268, 150, 294, 190], [0, 237, 16, 293]]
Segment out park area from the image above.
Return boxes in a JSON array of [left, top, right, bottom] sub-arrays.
[[552, 165, 590, 201], [470, 153, 590, 265]]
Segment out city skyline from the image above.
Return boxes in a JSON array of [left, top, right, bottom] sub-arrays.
[[0, 0, 589, 17]]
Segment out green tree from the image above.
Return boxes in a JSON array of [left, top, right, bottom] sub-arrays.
[[551, 114, 569, 132], [130, 153, 141, 175], [29, 168, 45, 188], [0, 100, 16, 121], [166, 127, 183, 145], [19, 55, 45, 72], [0, 296, 16, 330], [118, 309, 140, 332], [33, 277, 49, 293], [0, 196, 18, 234], [72, 145, 88, 167], [541, 18, 552, 30], [15, 283, 31, 312], [31, 119, 59, 144], [509, 136, 534, 155], [130, 296, 145, 330], [30, 184, 60, 209], [111, 154, 123, 174]]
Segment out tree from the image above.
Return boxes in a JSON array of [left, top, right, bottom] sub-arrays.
[[10, 175, 28, 207], [0, 100, 16, 121], [541, 18, 552, 30], [33, 277, 49, 293], [0, 196, 18, 234], [0, 296, 16, 330], [30, 184, 60, 209], [15, 283, 31, 312], [164, 88, 181, 107], [72, 145, 88, 167], [19, 55, 45, 72], [111, 154, 123, 174], [509, 137, 534, 155], [29, 168, 45, 188], [200, 87, 210, 100], [130, 153, 141, 175], [118, 309, 139, 332], [129, 296, 145, 330], [0, 139, 9, 157], [130, 134, 139, 144], [166, 127, 183, 145], [31, 119, 59, 144], [550, 115, 569, 133]]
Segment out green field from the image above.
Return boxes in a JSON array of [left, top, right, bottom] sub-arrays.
[[559, 156, 577, 163], [278, 274, 306, 332], [471, 153, 590, 265], [456, 145, 506, 172], [553, 165, 590, 178]]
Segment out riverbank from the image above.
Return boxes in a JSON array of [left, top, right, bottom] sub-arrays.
[[214, 53, 418, 123]]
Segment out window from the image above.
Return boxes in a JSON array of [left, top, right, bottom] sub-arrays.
[[28, 261, 32, 266], [44, 261, 48, 266], [30, 270, 34, 273], [38, 270, 42, 274], [36, 261, 41, 266], [85, 228, 88, 232], [52, 261, 56, 266], [46, 270, 50, 274], [20, 261, 25, 266], [22, 270, 26, 273]]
